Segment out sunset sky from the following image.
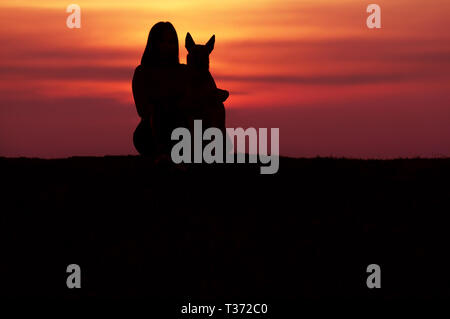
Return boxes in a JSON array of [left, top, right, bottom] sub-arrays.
[[1, 0, 449, 158]]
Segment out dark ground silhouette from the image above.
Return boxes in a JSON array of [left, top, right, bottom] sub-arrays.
[[0, 156, 449, 301]]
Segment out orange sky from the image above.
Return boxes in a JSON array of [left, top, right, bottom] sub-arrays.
[[1, 0, 450, 158]]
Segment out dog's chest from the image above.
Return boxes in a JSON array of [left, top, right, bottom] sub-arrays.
[[188, 69, 216, 91]]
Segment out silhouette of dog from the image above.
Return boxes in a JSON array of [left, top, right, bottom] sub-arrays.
[[184, 32, 229, 134]]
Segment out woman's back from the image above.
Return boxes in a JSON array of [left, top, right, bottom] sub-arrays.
[[133, 64, 186, 115], [132, 63, 189, 156]]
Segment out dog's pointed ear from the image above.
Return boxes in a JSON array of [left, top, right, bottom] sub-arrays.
[[206, 35, 215, 54], [185, 32, 195, 52]]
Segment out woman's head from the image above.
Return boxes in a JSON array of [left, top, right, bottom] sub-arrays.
[[141, 22, 179, 66]]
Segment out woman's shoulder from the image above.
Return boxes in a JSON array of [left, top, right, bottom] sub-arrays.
[[133, 64, 188, 90], [133, 64, 161, 84], [135, 63, 186, 72], [134, 64, 153, 76], [133, 65, 145, 81], [134, 64, 158, 74]]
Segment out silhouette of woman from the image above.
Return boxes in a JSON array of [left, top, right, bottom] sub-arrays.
[[132, 22, 187, 157]]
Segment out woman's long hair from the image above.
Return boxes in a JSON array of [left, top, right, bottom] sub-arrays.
[[141, 21, 179, 66]]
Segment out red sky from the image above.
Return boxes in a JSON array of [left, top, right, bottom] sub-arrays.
[[1, 0, 449, 158]]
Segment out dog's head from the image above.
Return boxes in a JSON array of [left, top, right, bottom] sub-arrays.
[[185, 32, 215, 70]]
